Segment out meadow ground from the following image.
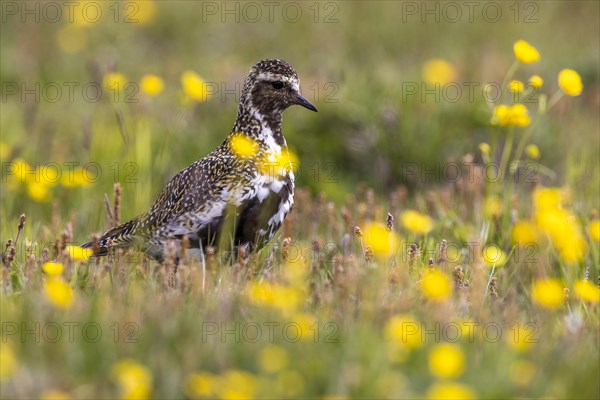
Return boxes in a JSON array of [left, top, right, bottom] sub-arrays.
[[1, 1, 599, 399]]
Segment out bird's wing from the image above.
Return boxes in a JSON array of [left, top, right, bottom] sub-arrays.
[[145, 151, 256, 242]]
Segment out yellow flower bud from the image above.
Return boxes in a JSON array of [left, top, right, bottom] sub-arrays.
[[513, 40, 540, 64], [528, 75, 543, 89], [509, 80, 525, 93], [140, 74, 164, 96], [525, 144, 540, 159], [558, 69, 583, 96]]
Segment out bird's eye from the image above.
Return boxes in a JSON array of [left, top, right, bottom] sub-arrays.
[[271, 81, 284, 90]]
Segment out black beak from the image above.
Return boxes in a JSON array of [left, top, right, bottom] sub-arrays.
[[295, 93, 318, 112]]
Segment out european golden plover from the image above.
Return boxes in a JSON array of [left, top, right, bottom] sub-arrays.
[[83, 59, 317, 260]]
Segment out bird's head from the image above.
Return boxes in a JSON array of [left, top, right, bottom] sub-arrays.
[[242, 59, 318, 114]]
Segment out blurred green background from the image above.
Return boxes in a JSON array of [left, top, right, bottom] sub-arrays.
[[1, 2, 600, 399], [1, 0, 598, 236]]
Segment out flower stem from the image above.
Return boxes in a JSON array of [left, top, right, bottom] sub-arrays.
[[499, 127, 515, 182], [484, 265, 496, 301], [546, 90, 565, 111]]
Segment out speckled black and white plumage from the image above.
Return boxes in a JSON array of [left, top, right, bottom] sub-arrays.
[[83, 59, 317, 260]]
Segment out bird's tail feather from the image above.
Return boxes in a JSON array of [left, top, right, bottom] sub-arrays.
[[82, 216, 142, 256]]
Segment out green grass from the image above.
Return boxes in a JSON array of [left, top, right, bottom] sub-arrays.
[[1, 1, 599, 399]]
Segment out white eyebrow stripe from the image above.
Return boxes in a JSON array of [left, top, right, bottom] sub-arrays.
[[257, 72, 299, 90], [257, 72, 278, 81]]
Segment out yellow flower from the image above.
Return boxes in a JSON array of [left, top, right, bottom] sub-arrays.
[[558, 69, 583, 96], [56, 25, 87, 54], [400, 210, 433, 235], [42, 262, 64, 277], [510, 104, 532, 127], [533, 187, 564, 212], [420, 270, 453, 302], [12, 158, 33, 183], [574, 280, 599, 303], [71, 1, 103, 26], [528, 75, 543, 89], [0, 343, 17, 380], [66, 245, 93, 262], [217, 369, 257, 400], [39, 390, 71, 400], [38, 165, 61, 185], [513, 40, 540, 64], [589, 220, 600, 242], [506, 324, 534, 352], [422, 59, 457, 85], [491, 104, 531, 127], [0, 141, 9, 160], [509, 80, 525, 93], [478, 142, 490, 155], [181, 70, 211, 102], [111, 359, 153, 400], [481, 245, 507, 267], [140, 74, 164, 96], [512, 221, 538, 246], [27, 181, 50, 202], [427, 382, 476, 400], [525, 144, 540, 159], [385, 315, 423, 349], [246, 282, 302, 314], [290, 312, 318, 341], [509, 360, 536, 387], [491, 104, 511, 126], [185, 371, 217, 399], [129, 1, 156, 25], [61, 167, 92, 188], [531, 278, 564, 309], [230, 134, 259, 158], [484, 195, 502, 218], [283, 148, 300, 173], [282, 257, 309, 285], [556, 231, 586, 263], [363, 223, 400, 257], [535, 207, 587, 263], [103, 73, 128, 91], [428, 343, 465, 378], [257, 345, 289, 374], [259, 148, 299, 177], [44, 279, 75, 309]]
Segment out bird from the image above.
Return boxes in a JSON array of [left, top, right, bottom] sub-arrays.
[[82, 59, 317, 261]]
